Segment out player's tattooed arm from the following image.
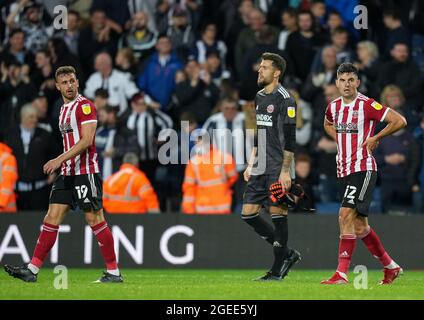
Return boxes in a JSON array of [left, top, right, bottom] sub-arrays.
[[279, 150, 294, 191], [279, 121, 296, 190], [282, 150, 294, 172], [244, 147, 257, 182]]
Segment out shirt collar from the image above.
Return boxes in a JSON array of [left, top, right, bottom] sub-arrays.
[[20, 125, 35, 135]]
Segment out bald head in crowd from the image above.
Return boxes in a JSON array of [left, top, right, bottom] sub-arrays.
[[123, 152, 139, 166], [20, 104, 38, 130], [95, 52, 113, 77]]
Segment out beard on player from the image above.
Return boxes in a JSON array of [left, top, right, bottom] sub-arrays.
[[257, 74, 272, 88]]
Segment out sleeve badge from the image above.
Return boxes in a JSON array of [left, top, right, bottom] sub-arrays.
[[287, 107, 296, 118], [371, 101, 383, 110], [82, 104, 92, 115]]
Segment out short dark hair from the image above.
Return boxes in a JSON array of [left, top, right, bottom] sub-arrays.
[[282, 8, 297, 18], [157, 33, 170, 41], [90, 8, 106, 15], [36, 48, 51, 58], [55, 66, 77, 81], [261, 52, 286, 78], [296, 153, 311, 164], [328, 9, 341, 17], [9, 28, 25, 38], [104, 105, 119, 115], [201, 22, 217, 34], [68, 9, 80, 19], [219, 97, 239, 109], [94, 88, 109, 98], [331, 26, 348, 36], [298, 9, 314, 20], [205, 48, 220, 59], [383, 6, 402, 20], [336, 62, 358, 78]]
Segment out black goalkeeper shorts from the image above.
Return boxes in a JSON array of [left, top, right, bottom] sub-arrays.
[[243, 173, 280, 207], [49, 173, 103, 211]]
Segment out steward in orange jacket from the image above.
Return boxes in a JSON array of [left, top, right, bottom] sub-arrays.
[[103, 153, 160, 213], [182, 141, 238, 214], [0, 143, 18, 212]]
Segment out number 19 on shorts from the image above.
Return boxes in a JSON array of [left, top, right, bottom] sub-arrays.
[[75, 185, 88, 199]]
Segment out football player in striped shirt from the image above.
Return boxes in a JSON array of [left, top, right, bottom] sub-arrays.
[[321, 63, 406, 285], [4, 66, 122, 283]]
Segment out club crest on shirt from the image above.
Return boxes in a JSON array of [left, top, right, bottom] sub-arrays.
[[267, 104, 274, 113], [82, 104, 92, 115], [371, 101, 383, 110], [352, 111, 358, 119], [59, 123, 73, 134], [287, 107, 296, 118]]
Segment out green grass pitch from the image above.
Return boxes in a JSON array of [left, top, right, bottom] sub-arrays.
[[1, 269, 423, 300]]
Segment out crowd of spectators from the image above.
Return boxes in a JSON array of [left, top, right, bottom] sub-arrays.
[[1, 0, 424, 214]]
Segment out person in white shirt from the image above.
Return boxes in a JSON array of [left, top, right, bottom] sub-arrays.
[[84, 52, 139, 116], [202, 98, 253, 212], [278, 8, 298, 51]]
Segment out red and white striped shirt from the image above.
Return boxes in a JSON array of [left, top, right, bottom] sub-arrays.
[[325, 92, 390, 178], [58, 94, 100, 176]]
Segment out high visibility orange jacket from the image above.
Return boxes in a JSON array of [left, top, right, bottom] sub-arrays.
[[103, 164, 160, 213], [182, 147, 238, 214], [0, 143, 18, 212]]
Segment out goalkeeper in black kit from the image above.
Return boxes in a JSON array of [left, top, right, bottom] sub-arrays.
[[241, 52, 303, 281]]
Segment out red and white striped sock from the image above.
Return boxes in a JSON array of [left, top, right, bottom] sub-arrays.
[[29, 223, 59, 273], [91, 221, 119, 275]]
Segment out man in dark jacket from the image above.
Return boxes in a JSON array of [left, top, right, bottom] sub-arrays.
[[376, 43, 422, 109], [375, 123, 421, 213], [174, 58, 220, 125], [78, 8, 119, 75], [6, 104, 60, 210], [0, 56, 37, 139], [234, 8, 279, 79], [285, 10, 325, 82], [382, 7, 411, 58]]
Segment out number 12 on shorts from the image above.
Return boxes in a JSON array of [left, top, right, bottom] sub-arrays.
[[75, 185, 88, 199], [344, 185, 357, 204]]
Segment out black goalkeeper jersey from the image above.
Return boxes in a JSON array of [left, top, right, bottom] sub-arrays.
[[253, 84, 297, 176]]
